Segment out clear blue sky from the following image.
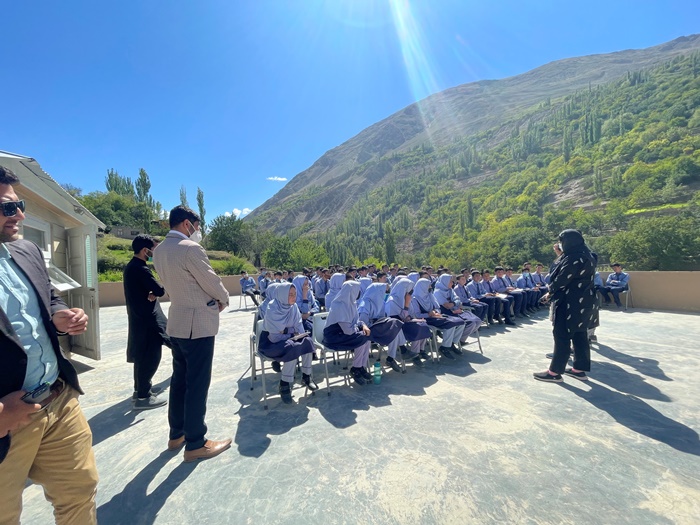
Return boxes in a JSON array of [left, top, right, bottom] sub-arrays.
[[2, 1, 698, 222]]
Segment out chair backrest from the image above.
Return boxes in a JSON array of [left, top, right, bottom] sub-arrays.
[[255, 319, 264, 340], [312, 312, 329, 347]]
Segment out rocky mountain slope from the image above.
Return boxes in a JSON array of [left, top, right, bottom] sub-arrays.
[[246, 34, 700, 234]]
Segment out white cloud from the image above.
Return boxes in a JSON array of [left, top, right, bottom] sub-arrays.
[[267, 176, 287, 182], [231, 207, 251, 218]]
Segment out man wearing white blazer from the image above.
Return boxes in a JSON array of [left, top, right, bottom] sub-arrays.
[[153, 205, 231, 463]]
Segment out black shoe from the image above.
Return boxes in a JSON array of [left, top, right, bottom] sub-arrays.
[[505, 319, 516, 326], [133, 395, 167, 410], [279, 381, 293, 403], [564, 368, 588, 381], [386, 356, 402, 372], [350, 367, 367, 385], [533, 371, 563, 383], [132, 386, 163, 400], [360, 367, 373, 381], [412, 356, 425, 368], [451, 344, 463, 355], [497, 319, 505, 325], [302, 373, 319, 391], [589, 334, 598, 342], [399, 345, 409, 355], [419, 350, 431, 360], [487, 318, 496, 325], [271, 361, 281, 373], [439, 346, 455, 360]]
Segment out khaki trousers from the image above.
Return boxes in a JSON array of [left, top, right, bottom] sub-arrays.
[[0, 383, 98, 525]]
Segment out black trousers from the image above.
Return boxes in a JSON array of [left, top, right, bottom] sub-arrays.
[[133, 339, 163, 398], [169, 336, 215, 451], [549, 323, 591, 374], [244, 290, 260, 306], [479, 296, 497, 322]]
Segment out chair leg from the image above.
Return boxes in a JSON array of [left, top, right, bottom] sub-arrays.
[[322, 349, 332, 396], [259, 358, 268, 410], [476, 329, 483, 354]]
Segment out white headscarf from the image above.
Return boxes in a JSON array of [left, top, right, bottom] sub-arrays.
[[326, 280, 361, 327], [433, 274, 455, 306], [324, 272, 346, 307], [385, 278, 414, 317], [358, 282, 388, 321], [412, 278, 439, 313], [263, 282, 301, 334]]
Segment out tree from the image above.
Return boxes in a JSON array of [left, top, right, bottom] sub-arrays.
[[196, 187, 206, 233], [384, 225, 397, 264], [263, 237, 293, 268], [61, 183, 82, 199], [206, 214, 245, 254], [180, 185, 189, 207], [135, 168, 151, 203], [105, 169, 135, 197]]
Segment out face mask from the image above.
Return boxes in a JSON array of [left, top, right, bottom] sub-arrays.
[[522, 272, 529, 277], [186, 221, 203, 243], [145, 249, 153, 262]]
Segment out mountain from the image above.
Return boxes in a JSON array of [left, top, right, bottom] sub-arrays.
[[247, 35, 700, 235]]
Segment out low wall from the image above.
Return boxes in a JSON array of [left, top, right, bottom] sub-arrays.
[[99, 272, 700, 313], [98, 275, 247, 308]]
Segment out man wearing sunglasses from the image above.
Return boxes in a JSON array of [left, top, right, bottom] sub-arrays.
[[0, 166, 98, 524]]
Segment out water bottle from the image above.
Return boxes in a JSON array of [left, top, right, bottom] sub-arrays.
[[373, 362, 381, 384]]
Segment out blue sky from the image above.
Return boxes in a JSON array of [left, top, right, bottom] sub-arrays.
[[1, 1, 698, 222]]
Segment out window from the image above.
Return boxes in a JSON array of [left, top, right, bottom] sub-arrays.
[[47, 261, 81, 292], [22, 216, 51, 258]]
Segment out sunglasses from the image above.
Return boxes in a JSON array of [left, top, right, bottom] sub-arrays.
[[1, 200, 25, 217]]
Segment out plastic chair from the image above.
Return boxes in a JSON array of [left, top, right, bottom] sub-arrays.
[[238, 293, 252, 310], [249, 319, 264, 391], [620, 286, 633, 311], [312, 313, 355, 392]]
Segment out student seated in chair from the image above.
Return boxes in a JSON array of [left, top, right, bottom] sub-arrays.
[[259, 283, 318, 404], [433, 274, 481, 348], [240, 271, 260, 306], [358, 282, 404, 372], [601, 263, 629, 308], [385, 277, 432, 366], [322, 281, 373, 385]]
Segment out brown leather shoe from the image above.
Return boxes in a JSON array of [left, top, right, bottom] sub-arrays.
[[183, 438, 232, 463], [167, 436, 185, 451]]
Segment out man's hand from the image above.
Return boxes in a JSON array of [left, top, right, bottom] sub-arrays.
[[452, 308, 463, 314], [361, 324, 371, 336], [302, 280, 310, 299], [428, 311, 442, 318], [52, 308, 88, 335], [147, 292, 157, 302], [0, 391, 41, 437], [553, 243, 563, 257], [217, 301, 227, 312]]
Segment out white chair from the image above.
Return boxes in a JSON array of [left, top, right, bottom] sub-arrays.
[[238, 293, 252, 310], [461, 327, 483, 354], [249, 319, 264, 391], [312, 313, 353, 393], [620, 286, 633, 311]]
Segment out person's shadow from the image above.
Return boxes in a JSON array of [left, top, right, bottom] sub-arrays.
[[88, 378, 171, 447], [96, 450, 199, 525], [233, 378, 312, 457], [594, 343, 671, 381], [561, 381, 700, 455], [593, 361, 671, 402]]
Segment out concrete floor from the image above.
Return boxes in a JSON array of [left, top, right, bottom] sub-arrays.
[[21, 303, 700, 524]]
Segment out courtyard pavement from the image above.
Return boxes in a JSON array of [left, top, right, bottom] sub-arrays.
[[21, 302, 700, 524]]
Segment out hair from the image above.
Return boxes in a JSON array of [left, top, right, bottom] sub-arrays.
[[241, 270, 247, 275], [345, 272, 355, 281], [132, 234, 156, 254], [536, 263, 543, 268], [494, 266, 505, 272], [376, 271, 386, 279], [0, 166, 20, 186], [505, 267, 513, 272], [521, 267, 529, 272], [168, 205, 200, 228], [471, 270, 481, 277], [611, 263, 622, 267], [274, 271, 283, 277], [418, 271, 429, 278], [481, 269, 491, 275]]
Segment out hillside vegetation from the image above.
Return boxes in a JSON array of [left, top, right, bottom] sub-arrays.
[[252, 51, 700, 272]]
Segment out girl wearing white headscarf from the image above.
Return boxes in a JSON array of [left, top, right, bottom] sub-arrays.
[[324, 272, 346, 307], [358, 282, 404, 372], [260, 282, 318, 403], [385, 277, 432, 367], [323, 280, 372, 385], [292, 274, 320, 334], [410, 278, 464, 361], [434, 274, 481, 348]]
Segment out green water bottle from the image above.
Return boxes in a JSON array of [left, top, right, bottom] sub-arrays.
[[373, 362, 381, 384]]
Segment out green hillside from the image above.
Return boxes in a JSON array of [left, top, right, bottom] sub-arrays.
[[294, 52, 700, 271]]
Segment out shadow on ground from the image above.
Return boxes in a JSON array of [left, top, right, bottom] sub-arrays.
[[97, 450, 199, 525], [88, 378, 171, 447]]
